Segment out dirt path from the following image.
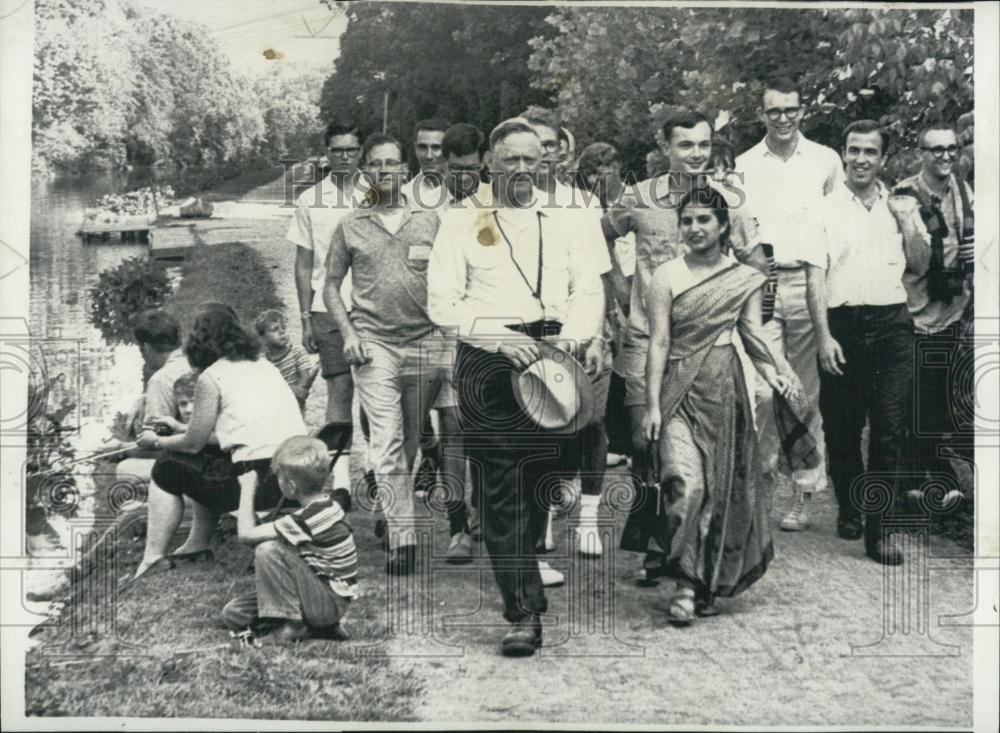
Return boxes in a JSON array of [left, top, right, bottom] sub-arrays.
[[241, 194, 974, 728]]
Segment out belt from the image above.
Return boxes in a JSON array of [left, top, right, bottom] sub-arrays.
[[830, 303, 906, 313], [775, 264, 804, 271]]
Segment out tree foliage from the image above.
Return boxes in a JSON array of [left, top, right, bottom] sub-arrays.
[[32, 0, 287, 177], [528, 6, 972, 178], [318, 1, 554, 165]]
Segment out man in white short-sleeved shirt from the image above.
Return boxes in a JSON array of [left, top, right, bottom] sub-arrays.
[[735, 77, 844, 531], [287, 121, 362, 493]]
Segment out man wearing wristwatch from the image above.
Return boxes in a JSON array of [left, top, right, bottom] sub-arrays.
[[288, 121, 363, 496]]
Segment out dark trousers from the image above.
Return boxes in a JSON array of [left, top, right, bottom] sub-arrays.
[[818, 304, 914, 544], [455, 336, 578, 623], [912, 327, 965, 485], [605, 372, 632, 457]]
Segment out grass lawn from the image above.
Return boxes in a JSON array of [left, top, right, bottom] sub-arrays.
[[24, 240, 422, 721], [165, 240, 285, 333]]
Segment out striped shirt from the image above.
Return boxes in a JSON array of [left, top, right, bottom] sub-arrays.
[[274, 495, 358, 598], [266, 345, 314, 391]]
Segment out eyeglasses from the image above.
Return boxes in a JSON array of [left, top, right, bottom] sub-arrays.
[[763, 107, 801, 122], [329, 146, 361, 158], [921, 145, 961, 159]]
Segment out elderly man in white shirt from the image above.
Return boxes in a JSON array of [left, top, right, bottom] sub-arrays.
[[736, 77, 844, 532], [803, 120, 912, 567], [428, 118, 604, 657]]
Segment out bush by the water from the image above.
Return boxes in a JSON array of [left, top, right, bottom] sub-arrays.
[[88, 257, 173, 345]]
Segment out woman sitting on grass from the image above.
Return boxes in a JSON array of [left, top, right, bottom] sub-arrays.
[[132, 304, 307, 581], [641, 189, 807, 625]]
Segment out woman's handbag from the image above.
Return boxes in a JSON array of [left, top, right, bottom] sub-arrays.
[[619, 442, 665, 554]]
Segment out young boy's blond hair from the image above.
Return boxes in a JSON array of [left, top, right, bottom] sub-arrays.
[[254, 309, 286, 336], [271, 436, 330, 496]]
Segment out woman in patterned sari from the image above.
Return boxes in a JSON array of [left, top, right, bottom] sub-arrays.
[[641, 189, 806, 625]]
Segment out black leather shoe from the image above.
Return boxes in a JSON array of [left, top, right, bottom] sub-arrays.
[[866, 538, 904, 566], [386, 545, 416, 576], [837, 517, 864, 540], [501, 615, 542, 657], [374, 518, 389, 550]]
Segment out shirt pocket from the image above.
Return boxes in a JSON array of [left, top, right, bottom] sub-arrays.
[[467, 242, 508, 271]]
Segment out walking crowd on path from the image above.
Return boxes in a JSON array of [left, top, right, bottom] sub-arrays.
[[117, 76, 974, 657]]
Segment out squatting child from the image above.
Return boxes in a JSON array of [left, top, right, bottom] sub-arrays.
[[221, 436, 357, 644], [254, 309, 319, 412]]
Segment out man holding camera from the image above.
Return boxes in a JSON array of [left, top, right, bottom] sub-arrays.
[[889, 123, 974, 509]]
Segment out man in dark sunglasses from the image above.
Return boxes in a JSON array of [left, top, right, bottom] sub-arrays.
[[735, 77, 844, 534]]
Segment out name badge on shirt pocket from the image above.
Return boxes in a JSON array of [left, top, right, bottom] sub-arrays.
[[408, 245, 432, 262]]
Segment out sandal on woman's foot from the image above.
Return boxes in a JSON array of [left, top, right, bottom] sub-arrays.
[[169, 548, 214, 562], [666, 589, 696, 626]]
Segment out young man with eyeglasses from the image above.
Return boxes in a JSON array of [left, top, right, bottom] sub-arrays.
[[323, 133, 450, 577], [803, 120, 914, 565], [606, 110, 768, 588], [735, 78, 844, 533], [888, 123, 973, 515], [521, 108, 616, 563], [287, 121, 363, 498], [427, 117, 604, 656]]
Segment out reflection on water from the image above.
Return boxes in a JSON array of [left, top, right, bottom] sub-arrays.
[[29, 175, 150, 427]]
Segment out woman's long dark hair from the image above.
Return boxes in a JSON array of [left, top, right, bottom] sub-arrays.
[[185, 304, 259, 370], [677, 187, 732, 253]]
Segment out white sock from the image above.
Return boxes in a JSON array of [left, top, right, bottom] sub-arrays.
[[331, 453, 350, 491], [578, 494, 600, 526], [544, 509, 555, 551]]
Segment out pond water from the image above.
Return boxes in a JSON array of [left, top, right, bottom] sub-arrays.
[[29, 175, 153, 428]]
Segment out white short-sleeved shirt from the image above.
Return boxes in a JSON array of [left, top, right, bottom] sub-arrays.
[[203, 358, 306, 462], [735, 133, 844, 267], [802, 182, 907, 308], [286, 176, 356, 312]]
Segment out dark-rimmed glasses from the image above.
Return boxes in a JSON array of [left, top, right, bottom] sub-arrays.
[[921, 145, 961, 159], [329, 146, 362, 158], [763, 107, 801, 122]]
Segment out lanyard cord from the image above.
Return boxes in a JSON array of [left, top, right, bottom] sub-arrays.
[[492, 210, 546, 311]]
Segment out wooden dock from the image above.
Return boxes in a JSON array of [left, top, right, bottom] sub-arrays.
[[78, 215, 155, 243]]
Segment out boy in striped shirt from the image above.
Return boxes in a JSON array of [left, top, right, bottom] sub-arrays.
[[222, 436, 357, 644], [255, 309, 319, 412]]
